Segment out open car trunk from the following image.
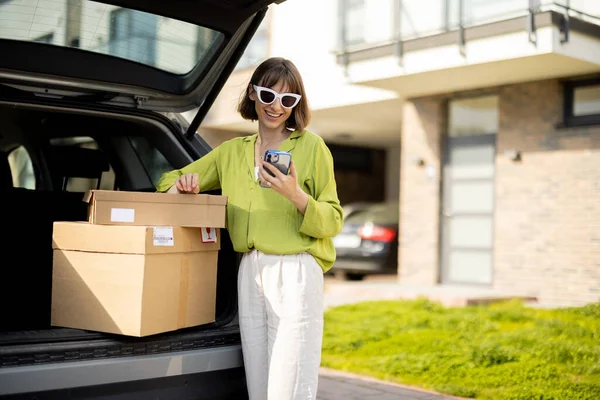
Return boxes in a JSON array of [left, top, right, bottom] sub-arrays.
[[0, 0, 285, 370], [0, 100, 240, 367]]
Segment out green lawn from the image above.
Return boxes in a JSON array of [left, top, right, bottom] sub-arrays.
[[321, 299, 600, 400]]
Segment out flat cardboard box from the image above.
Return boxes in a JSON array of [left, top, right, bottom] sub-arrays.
[[52, 221, 220, 254], [51, 222, 219, 337], [84, 190, 227, 228]]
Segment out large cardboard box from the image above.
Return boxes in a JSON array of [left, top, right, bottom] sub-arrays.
[[84, 190, 227, 228], [51, 222, 220, 337]]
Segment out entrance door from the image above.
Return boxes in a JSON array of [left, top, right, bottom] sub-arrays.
[[441, 96, 498, 285]]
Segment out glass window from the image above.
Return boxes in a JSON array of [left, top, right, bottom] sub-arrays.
[[109, 8, 157, 66], [7, 146, 35, 189], [345, 0, 365, 46], [449, 95, 499, 136], [460, 0, 529, 27], [49, 137, 115, 192], [128, 136, 173, 186], [196, 27, 219, 62], [34, 33, 54, 44], [402, 0, 450, 38], [573, 84, 600, 117], [0, 0, 224, 75]]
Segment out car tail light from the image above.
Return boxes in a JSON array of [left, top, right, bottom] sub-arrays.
[[358, 224, 396, 242]]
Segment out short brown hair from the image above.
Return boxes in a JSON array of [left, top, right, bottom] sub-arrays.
[[237, 57, 311, 132]]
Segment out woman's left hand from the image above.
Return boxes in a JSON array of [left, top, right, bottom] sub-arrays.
[[259, 161, 309, 214]]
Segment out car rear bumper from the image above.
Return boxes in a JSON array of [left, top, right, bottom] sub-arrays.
[[0, 345, 244, 397]]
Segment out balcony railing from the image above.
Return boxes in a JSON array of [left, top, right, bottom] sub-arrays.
[[337, 0, 600, 67]]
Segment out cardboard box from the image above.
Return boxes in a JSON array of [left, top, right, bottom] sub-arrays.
[[84, 190, 227, 228], [52, 222, 220, 254], [51, 222, 220, 337]]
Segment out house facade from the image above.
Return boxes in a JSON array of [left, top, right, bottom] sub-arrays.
[[335, 0, 600, 306], [203, 0, 600, 306]]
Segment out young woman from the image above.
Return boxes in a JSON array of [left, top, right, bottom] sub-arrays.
[[156, 57, 343, 400]]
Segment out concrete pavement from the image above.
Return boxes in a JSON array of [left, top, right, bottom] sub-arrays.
[[317, 368, 466, 400], [323, 275, 537, 310]]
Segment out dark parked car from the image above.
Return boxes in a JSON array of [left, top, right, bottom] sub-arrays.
[[331, 202, 399, 280], [0, 1, 281, 399]]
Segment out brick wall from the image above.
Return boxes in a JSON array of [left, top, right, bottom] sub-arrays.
[[399, 79, 600, 306], [495, 80, 600, 306], [398, 99, 444, 285]]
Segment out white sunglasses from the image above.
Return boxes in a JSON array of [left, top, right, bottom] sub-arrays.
[[252, 85, 301, 109]]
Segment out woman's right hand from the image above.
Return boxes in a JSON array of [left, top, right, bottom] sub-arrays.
[[174, 173, 200, 194]]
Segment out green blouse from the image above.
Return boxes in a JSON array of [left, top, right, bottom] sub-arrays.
[[155, 130, 343, 272]]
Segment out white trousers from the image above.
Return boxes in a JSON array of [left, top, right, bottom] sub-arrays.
[[238, 250, 324, 400]]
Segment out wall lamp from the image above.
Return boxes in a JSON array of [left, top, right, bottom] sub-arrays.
[[504, 150, 522, 162], [412, 156, 426, 167]]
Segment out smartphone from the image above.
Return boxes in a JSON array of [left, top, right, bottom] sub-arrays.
[[260, 150, 292, 188]]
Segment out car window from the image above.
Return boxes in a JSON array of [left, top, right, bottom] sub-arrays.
[[0, 0, 224, 75], [7, 145, 35, 189], [128, 136, 173, 186], [50, 136, 115, 192]]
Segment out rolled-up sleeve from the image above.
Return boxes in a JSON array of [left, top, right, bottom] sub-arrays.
[[155, 145, 221, 193], [298, 139, 344, 239]]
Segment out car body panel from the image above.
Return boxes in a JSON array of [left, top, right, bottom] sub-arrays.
[[0, 345, 243, 395], [333, 202, 399, 278]]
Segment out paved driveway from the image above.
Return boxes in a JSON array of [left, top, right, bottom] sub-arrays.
[[317, 368, 464, 400]]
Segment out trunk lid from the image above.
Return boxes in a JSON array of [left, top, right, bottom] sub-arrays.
[[0, 0, 283, 118]]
